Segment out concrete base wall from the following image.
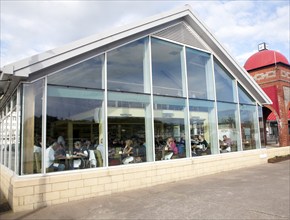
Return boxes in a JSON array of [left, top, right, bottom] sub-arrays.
[[1, 147, 289, 212], [0, 166, 14, 208]]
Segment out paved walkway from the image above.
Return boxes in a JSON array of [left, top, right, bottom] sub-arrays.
[[1, 160, 289, 220]]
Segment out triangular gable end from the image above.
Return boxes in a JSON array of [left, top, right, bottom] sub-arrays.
[[152, 22, 208, 51]]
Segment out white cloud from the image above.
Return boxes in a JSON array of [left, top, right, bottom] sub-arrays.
[[188, 1, 289, 65], [1, 0, 289, 67], [235, 50, 258, 67]]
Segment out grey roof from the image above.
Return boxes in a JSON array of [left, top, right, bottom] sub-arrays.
[[0, 5, 271, 105]]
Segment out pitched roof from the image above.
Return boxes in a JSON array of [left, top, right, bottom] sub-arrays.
[[0, 5, 271, 105]]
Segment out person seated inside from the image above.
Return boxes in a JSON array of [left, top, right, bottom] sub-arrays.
[[82, 140, 96, 167], [45, 142, 65, 172], [121, 140, 133, 158], [54, 143, 67, 168], [191, 135, 199, 156], [73, 141, 89, 169], [220, 135, 232, 153], [132, 139, 146, 163], [96, 138, 105, 163], [162, 137, 178, 160], [195, 135, 209, 156], [121, 139, 134, 164], [55, 143, 66, 157], [84, 140, 93, 150], [57, 131, 66, 147], [34, 136, 42, 153]]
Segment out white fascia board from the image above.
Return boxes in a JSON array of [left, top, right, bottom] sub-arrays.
[[2, 6, 191, 78]]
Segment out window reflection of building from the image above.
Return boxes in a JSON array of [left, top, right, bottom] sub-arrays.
[[152, 38, 184, 97], [217, 102, 240, 152], [107, 92, 153, 165], [153, 96, 188, 160], [46, 86, 104, 164], [107, 37, 149, 93], [189, 100, 217, 155], [240, 104, 259, 150], [238, 84, 259, 150], [214, 59, 237, 103], [186, 48, 214, 100]]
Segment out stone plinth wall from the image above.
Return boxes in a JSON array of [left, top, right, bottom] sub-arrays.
[[266, 146, 290, 158], [1, 146, 289, 212], [0, 166, 13, 207]]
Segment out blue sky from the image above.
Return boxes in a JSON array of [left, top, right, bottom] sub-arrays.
[[1, 0, 289, 67]]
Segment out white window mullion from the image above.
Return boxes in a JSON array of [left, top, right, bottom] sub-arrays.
[[42, 77, 48, 174]]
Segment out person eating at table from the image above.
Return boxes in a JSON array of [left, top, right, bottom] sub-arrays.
[[73, 141, 89, 157], [45, 142, 65, 172], [191, 135, 199, 156], [220, 135, 232, 153], [121, 139, 134, 160], [162, 137, 178, 159], [72, 141, 89, 169], [167, 137, 178, 155], [195, 135, 208, 156]]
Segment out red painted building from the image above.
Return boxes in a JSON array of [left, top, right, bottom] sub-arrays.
[[244, 43, 290, 146]]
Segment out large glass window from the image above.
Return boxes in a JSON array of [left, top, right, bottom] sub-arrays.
[[22, 80, 44, 174], [15, 89, 22, 174], [189, 99, 218, 156], [5, 101, 12, 167], [6, 113, 11, 168], [107, 92, 153, 166], [258, 106, 266, 148], [11, 106, 17, 171], [153, 96, 188, 160], [217, 102, 240, 153], [0, 33, 268, 176], [3, 117, 7, 166], [0, 112, 2, 164], [107, 37, 150, 93], [238, 83, 255, 105], [214, 60, 237, 102], [0, 110, 4, 165], [240, 104, 259, 150], [46, 86, 104, 172], [48, 55, 104, 89], [186, 48, 214, 100], [152, 38, 185, 97]]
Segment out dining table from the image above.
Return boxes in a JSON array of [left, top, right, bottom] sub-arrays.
[[57, 155, 83, 170]]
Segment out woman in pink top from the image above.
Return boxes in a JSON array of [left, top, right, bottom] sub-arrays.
[[167, 137, 178, 155]]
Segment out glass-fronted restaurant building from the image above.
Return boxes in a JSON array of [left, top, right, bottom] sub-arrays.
[[0, 5, 271, 177]]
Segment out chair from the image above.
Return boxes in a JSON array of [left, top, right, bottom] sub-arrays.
[[164, 152, 173, 160], [134, 145, 146, 162], [89, 150, 97, 168], [95, 150, 103, 167], [73, 158, 83, 169], [202, 143, 211, 156], [122, 156, 134, 164], [34, 152, 41, 173]]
